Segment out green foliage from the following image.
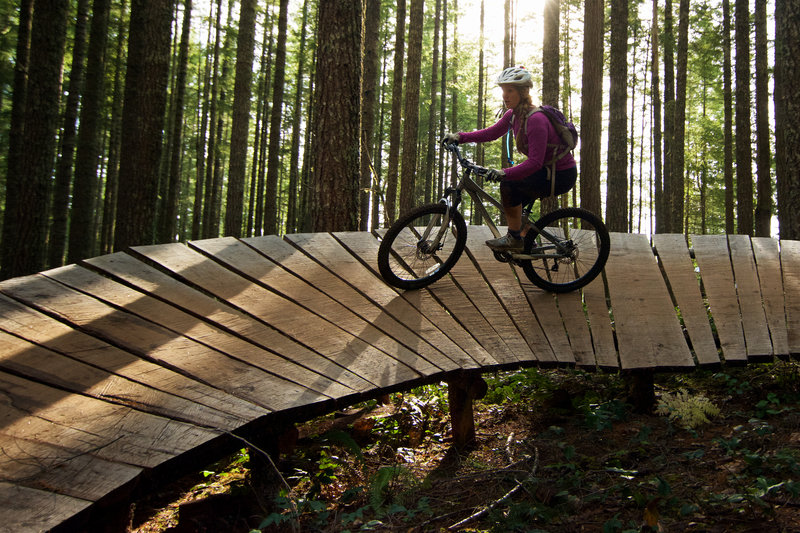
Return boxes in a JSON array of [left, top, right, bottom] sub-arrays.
[[656, 389, 720, 429]]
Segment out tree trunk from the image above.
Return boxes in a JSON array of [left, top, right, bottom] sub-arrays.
[[734, 0, 753, 235], [662, 0, 675, 233], [671, 0, 689, 235], [541, 0, 560, 215], [100, 0, 128, 254], [399, 0, 425, 215], [542, 0, 559, 106], [579, 0, 603, 216], [286, 0, 310, 234], [606, 0, 628, 232], [651, 0, 663, 233], [114, 0, 174, 251], [360, 0, 381, 230], [224, 0, 257, 237], [753, 0, 771, 237], [264, 0, 289, 235], [69, 0, 112, 262], [384, 0, 406, 225], [722, 0, 734, 234], [1, 0, 68, 279], [311, 0, 362, 232], [775, 0, 800, 239], [159, 0, 192, 243], [49, 0, 90, 267]]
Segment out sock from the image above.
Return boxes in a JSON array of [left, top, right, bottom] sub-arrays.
[[508, 229, 521, 240]]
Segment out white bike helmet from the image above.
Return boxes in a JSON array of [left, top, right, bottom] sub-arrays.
[[496, 66, 533, 87]]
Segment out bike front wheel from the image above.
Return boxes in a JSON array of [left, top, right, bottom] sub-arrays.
[[520, 207, 610, 293], [377, 203, 467, 290]]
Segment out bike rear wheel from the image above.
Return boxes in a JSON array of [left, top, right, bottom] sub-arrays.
[[520, 207, 610, 293], [377, 203, 467, 290]]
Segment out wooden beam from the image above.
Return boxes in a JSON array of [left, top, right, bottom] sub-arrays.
[[447, 373, 488, 449]]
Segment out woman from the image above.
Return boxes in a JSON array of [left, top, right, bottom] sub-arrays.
[[443, 66, 578, 252]]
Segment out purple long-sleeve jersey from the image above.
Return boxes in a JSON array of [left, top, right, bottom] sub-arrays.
[[459, 108, 576, 181]]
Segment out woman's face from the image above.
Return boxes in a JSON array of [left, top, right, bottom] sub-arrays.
[[501, 85, 521, 110]]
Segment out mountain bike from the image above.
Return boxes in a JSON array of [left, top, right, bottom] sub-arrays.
[[377, 141, 611, 292]]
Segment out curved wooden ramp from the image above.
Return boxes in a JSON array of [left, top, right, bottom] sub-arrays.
[[1, 231, 798, 531]]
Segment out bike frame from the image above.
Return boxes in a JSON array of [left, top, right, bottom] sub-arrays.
[[425, 144, 573, 261]]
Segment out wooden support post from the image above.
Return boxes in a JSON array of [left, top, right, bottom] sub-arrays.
[[447, 373, 488, 449], [247, 424, 298, 499], [626, 370, 655, 413]]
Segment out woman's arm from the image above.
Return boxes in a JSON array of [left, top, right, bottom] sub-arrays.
[[457, 109, 513, 144]]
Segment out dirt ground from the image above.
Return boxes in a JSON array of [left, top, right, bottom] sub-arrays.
[[129, 362, 800, 532]]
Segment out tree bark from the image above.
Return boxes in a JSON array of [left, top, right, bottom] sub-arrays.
[[671, 0, 689, 234], [311, 0, 362, 232], [69, 0, 112, 262], [360, 0, 381, 230], [114, 0, 174, 251], [722, 0, 734, 234], [264, 0, 290, 235], [399, 0, 425, 215], [49, 0, 90, 267], [1, 0, 68, 279], [734, 0, 753, 235], [384, 0, 406, 225], [606, 0, 628, 232], [224, 0, 257, 237], [651, 0, 664, 233], [579, 0, 603, 216], [286, 0, 310, 234], [159, 0, 192, 243], [753, 0, 771, 237], [775, 0, 800, 239], [662, 0, 675, 233]]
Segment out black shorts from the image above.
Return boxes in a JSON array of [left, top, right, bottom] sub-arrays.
[[500, 166, 578, 208]]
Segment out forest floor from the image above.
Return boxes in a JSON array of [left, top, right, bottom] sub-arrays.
[[128, 361, 800, 532]]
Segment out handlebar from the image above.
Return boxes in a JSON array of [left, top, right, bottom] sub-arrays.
[[441, 140, 490, 178]]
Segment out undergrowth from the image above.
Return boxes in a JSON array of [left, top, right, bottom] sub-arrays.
[[131, 361, 800, 532]]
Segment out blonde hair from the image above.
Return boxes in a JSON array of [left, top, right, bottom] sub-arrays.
[[512, 86, 535, 154]]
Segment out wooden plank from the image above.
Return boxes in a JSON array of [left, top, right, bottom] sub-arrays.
[[780, 239, 800, 354], [518, 282, 575, 365], [84, 252, 373, 395], [332, 231, 504, 367], [284, 232, 484, 370], [691, 235, 748, 362], [0, 482, 91, 533], [0, 274, 321, 412], [605, 233, 694, 370], [376, 226, 521, 365], [191, 237, 449, 376], [448, 229, 536, 364], [0, 370, 218, 469], [0, 293, 266, 424], [580, 267, 619, 369], [243, 235, 462, 372], [652, 233, 720, 366], [554, 290, 597, 367], [0, 432, 141, 502], [752, 237, 789, 357], [463, 225, 559, 365], [0, 329, 241, 431], [131, 243, 423, 389], [44, 264, 356, 401], [728, 235, 773, 358]]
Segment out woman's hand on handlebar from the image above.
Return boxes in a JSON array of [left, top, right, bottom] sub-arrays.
[[441, 132, 460, 145], [484, 168, 505, 182]]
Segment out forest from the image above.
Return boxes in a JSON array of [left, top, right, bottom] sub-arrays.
[[0, 0, 799, 281]]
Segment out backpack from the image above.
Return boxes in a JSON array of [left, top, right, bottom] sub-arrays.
[[509, 105, 578, 196], [534, 105, 578, 151], [510, 104, 579, 160]]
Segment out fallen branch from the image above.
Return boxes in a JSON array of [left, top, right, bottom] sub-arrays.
[[447, 446, 539, 531]]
